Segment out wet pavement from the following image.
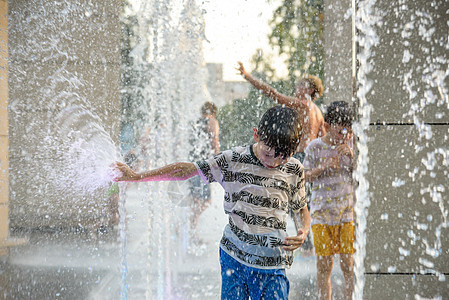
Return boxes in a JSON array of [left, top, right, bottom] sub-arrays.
[[1, 184, 345, 299]]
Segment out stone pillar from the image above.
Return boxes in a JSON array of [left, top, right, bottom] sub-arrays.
[[324, 0, 449, 297], [0, 0, 9, 256], [322, 0, 353, 105], [360, 0, 449, 297]]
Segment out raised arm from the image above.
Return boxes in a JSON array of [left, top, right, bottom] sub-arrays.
[[114, 161, 198, 182], [237, 62, 298, 107]]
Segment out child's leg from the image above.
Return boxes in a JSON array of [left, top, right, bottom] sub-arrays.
[[340, 254, 354, 300], [189, 197, 202, 230], [189, 178, 211, 232], [220, 249, 250, 300], [312, 224, 337, 300], [316, 255, 333, 300], [339, 221, 355, 300]]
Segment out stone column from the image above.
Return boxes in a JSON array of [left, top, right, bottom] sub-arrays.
[[0, 0, 9, 256], [322, 0, 353, 105], [324, 0, 449, 298], [360, 0, 449, 297]]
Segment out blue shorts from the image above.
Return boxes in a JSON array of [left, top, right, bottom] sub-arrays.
[[219, 249, 289, 300]]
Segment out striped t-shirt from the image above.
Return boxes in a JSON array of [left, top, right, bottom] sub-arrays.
[[194, 145, 306, 269], [303, 138, 354, 226]]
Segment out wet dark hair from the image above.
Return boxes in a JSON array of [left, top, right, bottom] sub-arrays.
[[324, 101, 354, 127], [258, 106, 301, 159], [201, 102, 217, 116]]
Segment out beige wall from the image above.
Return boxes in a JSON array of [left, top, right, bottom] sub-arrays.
[[325, 0, 449, 298], [362, 0, 449, 298], [0, 0, 9, 256], [8, 0, 121, 228], [323, 0, 353, 106]]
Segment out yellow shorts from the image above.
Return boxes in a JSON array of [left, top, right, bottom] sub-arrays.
[[311, 221, 355, 256]]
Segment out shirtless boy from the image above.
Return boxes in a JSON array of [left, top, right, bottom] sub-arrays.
[[237, 62, 325, 160]]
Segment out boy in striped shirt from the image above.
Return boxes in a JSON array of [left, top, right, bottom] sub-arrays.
[[115, 106, 310, 299]]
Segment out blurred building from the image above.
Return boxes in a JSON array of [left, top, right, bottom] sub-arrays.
[[206, 63, 250, 107]]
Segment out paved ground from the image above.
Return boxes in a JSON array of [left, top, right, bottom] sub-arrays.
[[1, 183, 345, 299]]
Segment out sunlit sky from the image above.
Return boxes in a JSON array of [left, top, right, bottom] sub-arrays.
[[200, 0, 284, 81], [129, 0, 285, 81]]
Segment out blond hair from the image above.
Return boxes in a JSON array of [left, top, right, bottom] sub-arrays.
[[201, 102, 217, 116], [299, 74, 324, 101]]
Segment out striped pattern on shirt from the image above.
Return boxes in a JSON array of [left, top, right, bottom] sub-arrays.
[[194, 145, 306, 269]]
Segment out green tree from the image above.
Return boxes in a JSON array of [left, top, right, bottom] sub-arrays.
[[217, 0, 324, 149], [267, 0, 324, 84], [217, 77, 290, 150]]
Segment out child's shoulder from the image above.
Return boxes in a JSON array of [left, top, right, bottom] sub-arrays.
[[311, 137, 326, 146], [232, 145, 250, 152], [287, 155, 302, 166], [280, 157, 304, 177], [217, 145, 250, 160], [226, 145, 251, 156]]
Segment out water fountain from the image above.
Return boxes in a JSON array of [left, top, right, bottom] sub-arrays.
[[1, 0, 448, 299], [122, 0, 221, 298], [353, 0, 449, 298]]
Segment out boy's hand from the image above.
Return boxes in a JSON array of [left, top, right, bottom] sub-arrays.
[[323, 156, 340, 170], [337, 144, 353, 158], [114, 161, 140, 181], [236, 61, 247, 77], [282, 229, 308, 251]]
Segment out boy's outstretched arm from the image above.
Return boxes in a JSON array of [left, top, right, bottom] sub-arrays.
[[237, 62, 297, 107], [283, 206, 311, 251], [114, 161, 198, 182]]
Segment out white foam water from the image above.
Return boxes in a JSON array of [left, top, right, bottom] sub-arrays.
[[43, 105, 121, 196], [353, 0, 377, 297]]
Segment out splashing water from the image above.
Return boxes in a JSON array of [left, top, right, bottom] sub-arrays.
[[43, 105, 121, 196], [119, 184, 129, 300], [121, 0, 213, 297], [353, 0, 377, 298], [354, 0, 449, 298], [4, 0, 448, 298], [8, 0, 124, 228]]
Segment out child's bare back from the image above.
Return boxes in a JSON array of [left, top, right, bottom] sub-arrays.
[[295, 101, 325, 153], [237, 62, 326, 154]]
